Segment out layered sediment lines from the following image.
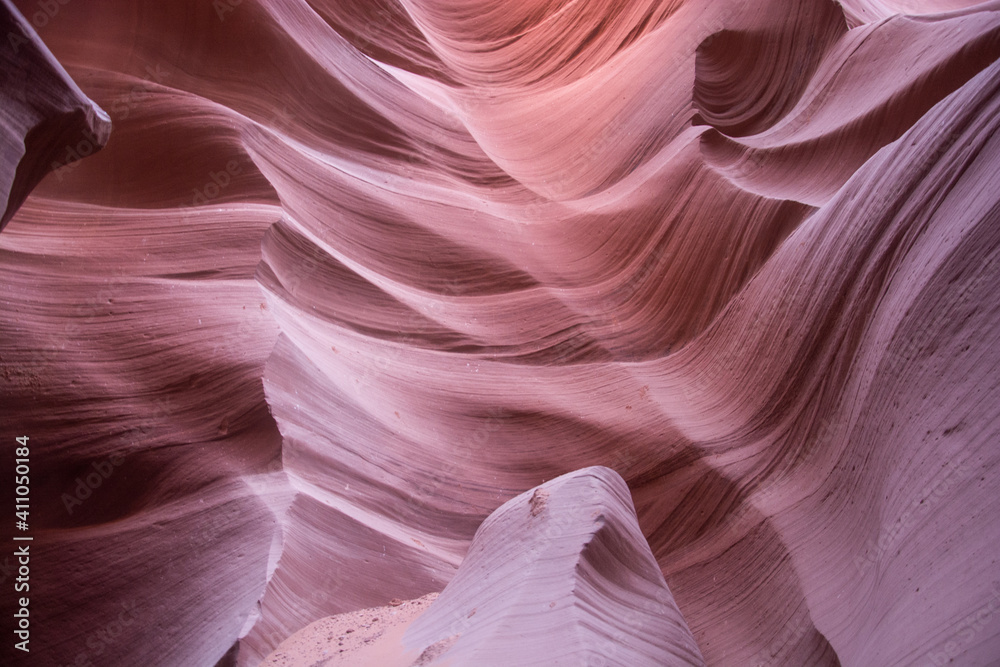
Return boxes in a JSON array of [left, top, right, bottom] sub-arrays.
[[264, 467, 706, 666], [400, 467, 706, 666], [1, 0, 999, 665], [0, 0, 111, 228]]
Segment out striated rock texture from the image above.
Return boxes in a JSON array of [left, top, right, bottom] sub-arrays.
[[0, 0, 110, 229], [1, 0, 1000, 666], [400, 466, 705, 666], [263, 467, 705, 666]]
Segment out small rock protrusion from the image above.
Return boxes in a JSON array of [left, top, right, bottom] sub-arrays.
[[529, 488, 549, 517]]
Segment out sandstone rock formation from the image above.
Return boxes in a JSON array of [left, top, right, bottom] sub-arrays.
[[263, 467, 705, 666], [2, 0, 1000, 665], [401, 466, 705, 666], [0, 0, 110, 229]]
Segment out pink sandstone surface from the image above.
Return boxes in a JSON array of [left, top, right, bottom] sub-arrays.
[[1, 0, 999, 665], [264, 467, 706, 665]]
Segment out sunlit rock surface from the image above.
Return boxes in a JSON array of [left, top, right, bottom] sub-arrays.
[[401, 466, 705, 666], [1, 0, 999, 665], [263, 467, 705, 666]]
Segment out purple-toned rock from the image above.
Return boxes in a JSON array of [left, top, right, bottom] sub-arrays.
[[0, 0, 109, 229]]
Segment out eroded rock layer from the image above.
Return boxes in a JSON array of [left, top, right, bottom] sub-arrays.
[[401, 466, 705, 666], [1, 0, 999, 665], [263, 467, 705, 666], [0, 0, 111, 228]]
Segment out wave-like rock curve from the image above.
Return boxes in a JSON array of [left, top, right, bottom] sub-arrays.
[[1, 0, 999, 666], [0, 0, 110, 229], [402, 466, 705, 666]]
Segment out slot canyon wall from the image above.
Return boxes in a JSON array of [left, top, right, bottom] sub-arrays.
[[1, 0, 999, 665]]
